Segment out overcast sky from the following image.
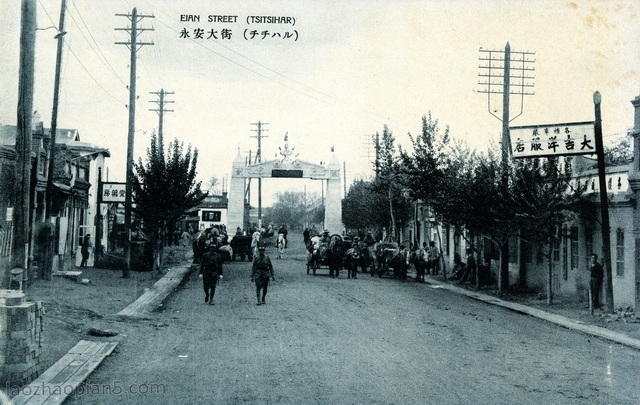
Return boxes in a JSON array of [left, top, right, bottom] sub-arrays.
[[1, 0, 639, 204]]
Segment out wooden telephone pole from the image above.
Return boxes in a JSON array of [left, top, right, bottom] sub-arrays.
[[250, 121, 268, 228], [13, 0, 37, 274], [478, 42, 535, 292], [115, 8, 154, 278], [149, 89, 174, 147]]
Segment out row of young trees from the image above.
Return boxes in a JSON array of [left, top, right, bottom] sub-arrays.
[[343, 112, 598, 302]]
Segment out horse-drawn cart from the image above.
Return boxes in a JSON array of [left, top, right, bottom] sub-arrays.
[[373, 241, 410, 280], [306, 234, 345, 277]]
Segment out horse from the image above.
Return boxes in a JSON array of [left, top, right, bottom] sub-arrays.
[[373, 242, 409, 279], [276, 233, 285, 259], [344, 241, 370, 278], [387, 246, 410, 280], [327, 236, 345, 278], [409, 247, 428, 282], [306, 235, 321, 274]]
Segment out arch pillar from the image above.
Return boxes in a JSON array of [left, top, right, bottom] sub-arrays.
[[324, 154, 343, 234], [227, 150, 246, 233]]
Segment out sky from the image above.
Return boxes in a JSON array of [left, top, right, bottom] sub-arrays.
[[1, 0, 639, 206]]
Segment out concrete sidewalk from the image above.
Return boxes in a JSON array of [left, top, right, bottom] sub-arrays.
[[116, 264, 195, 318], [424, 278, 640, 351]]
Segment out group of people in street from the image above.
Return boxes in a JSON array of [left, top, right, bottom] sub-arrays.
[[196, 225, 607, 312], [199, 233, 276, 307], [413, 241, 440, 283]]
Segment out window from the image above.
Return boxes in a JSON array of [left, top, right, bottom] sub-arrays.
[[444, 225, 450, 256], [585, 228, 593, 260], [562, 225, 568, 280], [552, 229, 560, 262], [570, 226, 579, 270], [616, 228, 625, 277], [522, 238, 532, 263], [509, 235, 518, 264], [201, 210, 221, 222]]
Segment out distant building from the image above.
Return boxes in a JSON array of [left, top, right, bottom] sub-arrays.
[[183, 193, 229, 233]]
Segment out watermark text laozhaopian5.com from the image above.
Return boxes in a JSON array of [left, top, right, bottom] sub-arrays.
[[6, 380, 166, 398]]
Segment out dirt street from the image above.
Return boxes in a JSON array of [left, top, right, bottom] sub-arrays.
[[28, 233, 631, 405]]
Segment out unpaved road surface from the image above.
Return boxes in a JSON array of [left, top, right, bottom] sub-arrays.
[[63, 233, 639, 404]]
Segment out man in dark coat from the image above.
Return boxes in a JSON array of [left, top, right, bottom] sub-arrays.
[[80, 234, 91, 268], [458, 248, 477, 285], [251, 245, 274, 305], [199, 245, 223, 305], [589, 253, 604, 309]]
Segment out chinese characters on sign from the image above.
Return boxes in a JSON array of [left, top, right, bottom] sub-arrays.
[[178, 14, 299, 41], [509, 121, 596, 159], [101, 183, 126, 203]]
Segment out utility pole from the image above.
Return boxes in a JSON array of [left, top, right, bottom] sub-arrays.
[[13, 0, 37, 275], [45, 0, 67, 219], [250, 121, 268, 228], [40, 0, 68, 281], [343, 161, 347, 197], [374, 132, 380, 177], [593, 91, 614, 313], [149, 89, 174, 147], [478, 42, 535, 292], [115, 8, 154, 278]]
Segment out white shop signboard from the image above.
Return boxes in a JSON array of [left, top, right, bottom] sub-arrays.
[[509, 121, 596, 159], [101, 183, 126, 203]]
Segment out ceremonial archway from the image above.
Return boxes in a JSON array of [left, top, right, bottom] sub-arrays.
[[227, 137, 342, 234]]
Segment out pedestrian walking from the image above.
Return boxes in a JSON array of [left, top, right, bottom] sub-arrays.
[[364, 231, 379, 273], [457, 248, 477, 285], [251, 245, 275, 305], [427, 241, 439, 275], [414, 242, 427, 282], [181, 229, 191, 247], [199, 245, 223, 305], [80, 234, 92, 268], [251, 230, 261, 258], [589, 253, 604, 310]]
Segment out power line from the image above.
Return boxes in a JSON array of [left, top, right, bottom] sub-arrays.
[[68, 0, 127, 86], [62, 38, 123, 103], [148, 14, 393, 125]]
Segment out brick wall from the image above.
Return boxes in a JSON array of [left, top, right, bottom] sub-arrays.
[[0, 290, 44, 387]]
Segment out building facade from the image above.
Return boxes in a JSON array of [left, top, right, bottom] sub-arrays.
[[0, 115, 109, 286]]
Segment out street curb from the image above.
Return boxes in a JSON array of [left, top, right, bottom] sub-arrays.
[[426, 279, 640, 351], [116, 264, 195, 318]]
